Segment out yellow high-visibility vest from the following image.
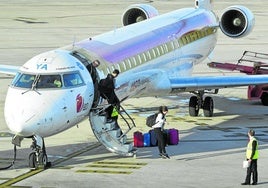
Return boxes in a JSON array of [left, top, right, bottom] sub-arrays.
[[246, 137, 259, 159], [111, 107, 119, 117]]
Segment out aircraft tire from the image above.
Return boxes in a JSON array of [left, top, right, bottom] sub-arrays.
[[29, 152, 37, 169], [203, 96, 214, 117], [38, 152, 48, 167], [261, 93, 268, 106], [189, 96, 199, 116]]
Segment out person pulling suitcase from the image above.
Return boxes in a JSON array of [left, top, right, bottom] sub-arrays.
[[152, 106, 170, 159]]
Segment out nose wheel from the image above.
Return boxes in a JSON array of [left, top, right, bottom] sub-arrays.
[[29, 152, 37, 168], [29, 136, 50, 169], [29, 152, 48, 169]]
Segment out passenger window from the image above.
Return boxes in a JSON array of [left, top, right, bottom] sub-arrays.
[[63, 72, 84, 87]]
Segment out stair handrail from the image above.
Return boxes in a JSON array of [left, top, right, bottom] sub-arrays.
[[117, 104, 136, 129]]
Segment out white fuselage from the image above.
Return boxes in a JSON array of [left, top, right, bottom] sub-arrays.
[[5, 50, 94, 137], [4, 6, 218, 138]]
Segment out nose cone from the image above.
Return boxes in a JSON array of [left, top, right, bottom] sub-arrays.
[[4, 88, 41, 136], [6, 106, 36, 135]]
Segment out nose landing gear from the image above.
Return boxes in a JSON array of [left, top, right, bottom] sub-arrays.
[[29, 135, 50, 169]]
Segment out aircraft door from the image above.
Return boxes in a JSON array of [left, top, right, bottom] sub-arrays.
[[85, 60, 101, 108], [70, 51, 100, 108]]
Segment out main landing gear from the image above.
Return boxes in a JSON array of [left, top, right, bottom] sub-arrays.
[[189, 91, 215, 117], [29, 135, 50, 169]]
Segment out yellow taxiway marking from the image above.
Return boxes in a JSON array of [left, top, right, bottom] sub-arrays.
[[76, 160, 147, 175], [0, 143, 101, 188], [77, 169, 133, 174]]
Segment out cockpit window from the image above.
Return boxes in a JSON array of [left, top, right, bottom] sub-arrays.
[[12, 72, 84, 89], [13, 73, 35, 88], [37, 75, 62, 88], [13, 73, 62, 89], [63, 72, 84, 87]]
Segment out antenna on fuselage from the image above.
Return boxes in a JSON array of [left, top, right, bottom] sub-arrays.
[[72, 36, 76, 50], [195, 0, 213, 10]]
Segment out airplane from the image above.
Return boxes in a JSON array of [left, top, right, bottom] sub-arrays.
[[1, 0, 268, 168]]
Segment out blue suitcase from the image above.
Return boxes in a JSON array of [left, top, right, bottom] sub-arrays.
[[149, 129, 157, 146], [143, 132, 151, 147]]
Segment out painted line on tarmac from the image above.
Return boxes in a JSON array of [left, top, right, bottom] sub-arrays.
[[0, 168, 43, 188], [77, 169, 133, 174], [0, 142, 101, 188], [51, 143, 101, 166], [93, 161, 147, 166], [76, 160, 147, 175]]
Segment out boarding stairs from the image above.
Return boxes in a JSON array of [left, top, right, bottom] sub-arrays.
[[89, 104, 137, 156]]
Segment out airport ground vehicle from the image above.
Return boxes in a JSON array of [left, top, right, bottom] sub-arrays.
[[208, 51, 268, 105]]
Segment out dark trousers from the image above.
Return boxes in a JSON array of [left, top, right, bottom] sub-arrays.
[[154, 128, 166, 154], [245, 159, 258, 184]]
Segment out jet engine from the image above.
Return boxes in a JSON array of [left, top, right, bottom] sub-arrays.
[[219, 5, 255, 38], [122, 4, 159, 26]]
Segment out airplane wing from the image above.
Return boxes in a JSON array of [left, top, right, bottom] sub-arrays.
[[116, 68, 268, 99], [169, 75, 268, 93], [0, 65, 19, 75]]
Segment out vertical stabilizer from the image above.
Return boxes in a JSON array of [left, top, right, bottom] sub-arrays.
[[195, 0, 213, 10]]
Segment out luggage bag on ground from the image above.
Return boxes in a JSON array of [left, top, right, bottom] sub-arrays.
[[168, 128, 179, 145], [133, 131, 144, 147], [149, 129, 158, 146], [143, 132, 151, 147]]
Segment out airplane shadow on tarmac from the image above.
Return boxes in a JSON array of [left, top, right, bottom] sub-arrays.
[[1, 94, 268, 169], [129, 94, 268, 160]]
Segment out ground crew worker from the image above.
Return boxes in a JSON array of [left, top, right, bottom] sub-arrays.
[[241, 129, 259, 185]]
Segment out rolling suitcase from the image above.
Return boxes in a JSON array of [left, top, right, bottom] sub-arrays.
[[168, 128, 179, 145], [143, 132, 151, 147], [149, 129, 157, 146], [133, 131, 144, 147]]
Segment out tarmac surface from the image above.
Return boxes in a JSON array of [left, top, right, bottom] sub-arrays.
[[1, 0, 268, 187]]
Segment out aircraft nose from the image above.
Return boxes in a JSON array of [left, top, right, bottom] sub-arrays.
[[4, 90, 40, 136], [5, 103, 37, 136]]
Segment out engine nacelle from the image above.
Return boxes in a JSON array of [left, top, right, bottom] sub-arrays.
[[122, 4, 159, 26], [219, 5, 255, 38]]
